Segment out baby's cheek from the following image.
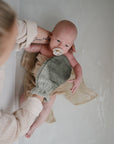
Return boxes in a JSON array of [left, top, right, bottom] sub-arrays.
[[62, 48, 69, 54], [50, 41, 57, 49]]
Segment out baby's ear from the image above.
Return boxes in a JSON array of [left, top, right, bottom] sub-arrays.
[[49, 32, 53, 38], [71, 44, 76, 52]]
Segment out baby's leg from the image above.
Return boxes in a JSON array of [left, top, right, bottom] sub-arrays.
[[25, 94, 56, 138]]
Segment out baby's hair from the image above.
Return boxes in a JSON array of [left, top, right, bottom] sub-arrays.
[[53, 20, 77, 34], [53, 20, 77, 53]]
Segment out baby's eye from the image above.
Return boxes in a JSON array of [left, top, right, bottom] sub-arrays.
[[65, 44, 69, 47], [57, 40, 61, 42]]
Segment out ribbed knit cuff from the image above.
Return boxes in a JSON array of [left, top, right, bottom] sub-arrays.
[[20, 97, 43, 116], [25, 20, 38, 47]]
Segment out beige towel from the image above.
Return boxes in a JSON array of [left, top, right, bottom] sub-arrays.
[[22, 51, 97, 123]]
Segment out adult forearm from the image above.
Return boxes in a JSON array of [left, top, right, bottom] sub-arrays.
[[32, 26, 50, 44]]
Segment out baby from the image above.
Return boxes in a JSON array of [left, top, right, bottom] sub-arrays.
[[25, 20, 82, 94], [22, 20, 83, 137]]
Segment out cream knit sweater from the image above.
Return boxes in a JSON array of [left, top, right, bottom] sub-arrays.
[[0, 20, 43, 144]]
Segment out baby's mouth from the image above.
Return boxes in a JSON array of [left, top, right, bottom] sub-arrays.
[[53, 48, 63, 56]]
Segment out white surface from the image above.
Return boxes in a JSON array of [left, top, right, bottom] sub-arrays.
[[0, 0, 114, 144]]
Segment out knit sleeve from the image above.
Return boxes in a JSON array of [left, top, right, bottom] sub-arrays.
[[0, 97, 43, 144], [15, 19, 38, 51]]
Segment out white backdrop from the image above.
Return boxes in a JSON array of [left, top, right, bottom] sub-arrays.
[[2, 0, 114, 144]]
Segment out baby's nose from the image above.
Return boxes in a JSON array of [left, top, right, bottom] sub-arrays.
[[58, 42, 64, 49]]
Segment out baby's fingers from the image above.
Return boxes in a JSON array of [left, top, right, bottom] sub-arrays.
[[68, 79, 75, 83], [72, 87, 77, 94], [71, 85, 77, 94]]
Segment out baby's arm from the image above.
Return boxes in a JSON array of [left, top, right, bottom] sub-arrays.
[[65, 52, 82, 93]]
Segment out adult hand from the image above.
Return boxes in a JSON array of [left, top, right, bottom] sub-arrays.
[[25, 94, 56, 138]]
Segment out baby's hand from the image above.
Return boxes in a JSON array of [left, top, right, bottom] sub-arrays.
[[69, 78, 81, 94], [25, 95, 56, 138]]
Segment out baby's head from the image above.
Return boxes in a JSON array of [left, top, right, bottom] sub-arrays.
[[50, 20, 77, 56]]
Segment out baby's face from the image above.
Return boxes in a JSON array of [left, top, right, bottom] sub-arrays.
[[50, 29, 76, 56]]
